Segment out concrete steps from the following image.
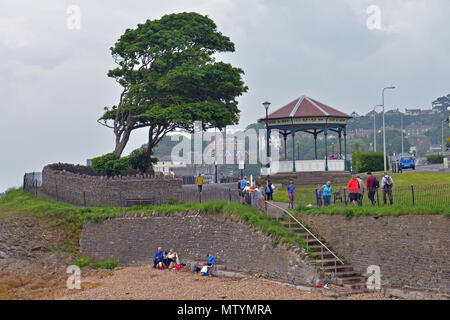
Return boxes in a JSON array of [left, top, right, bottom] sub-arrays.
[[279, 214, 367, 291]]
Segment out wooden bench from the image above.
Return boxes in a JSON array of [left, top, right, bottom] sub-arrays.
[[124, 198, 157, 207]]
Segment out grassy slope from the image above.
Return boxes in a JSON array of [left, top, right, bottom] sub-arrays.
[[0, 189, 308, 254], [273, 171, 450, 204]]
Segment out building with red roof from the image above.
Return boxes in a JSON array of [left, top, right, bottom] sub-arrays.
[[258, 96, 352, 173]]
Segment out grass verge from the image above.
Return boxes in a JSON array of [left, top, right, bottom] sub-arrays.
[[292, 203, 450, 218]]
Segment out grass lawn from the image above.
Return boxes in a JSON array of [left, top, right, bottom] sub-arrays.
[[274, 171, 450, 207], [292, 204, 450, 218]]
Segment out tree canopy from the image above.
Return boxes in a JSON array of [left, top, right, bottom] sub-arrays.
[[98, 12, 248, 162]]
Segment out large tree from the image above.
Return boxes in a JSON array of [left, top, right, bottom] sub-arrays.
[[98, 12, 248, 160]]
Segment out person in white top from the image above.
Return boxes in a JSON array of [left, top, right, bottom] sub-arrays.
[[381, 172, 394, 205]]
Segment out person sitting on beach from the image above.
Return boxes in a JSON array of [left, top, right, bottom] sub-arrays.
[[166, 249, 177, 267], [192, 258, 201, 273], [207, 253, 216, 267], [153, 247, 168, 269]]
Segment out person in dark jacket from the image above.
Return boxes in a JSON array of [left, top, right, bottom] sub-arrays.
[[366, 171, 378, 205]]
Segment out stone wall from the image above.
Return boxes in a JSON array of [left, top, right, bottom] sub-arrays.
[[298, 214, 449, 292], [80, 215, 318, 284], [42, 165, 182, 207]]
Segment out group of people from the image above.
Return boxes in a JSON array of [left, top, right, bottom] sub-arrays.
[[237, 176, 277, 210], [315, 171, 394, 207], [315, 181, 333, 207], [153, 247, 181, 269], [347, 171, 394, 206], [191, 253, 216, 276], [327, 153, 343, 160], [153, 247, 216, 276]]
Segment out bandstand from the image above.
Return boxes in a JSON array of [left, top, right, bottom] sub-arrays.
[[259, 96, 352, 173]]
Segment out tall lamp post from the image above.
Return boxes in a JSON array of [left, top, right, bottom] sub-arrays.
[[373, 105, 383, 152], [263, 101, 271, 171], [382, 86, 396, 172]]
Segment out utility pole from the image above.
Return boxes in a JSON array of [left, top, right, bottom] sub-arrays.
[[382, 86, 396, 172], [401, 113, 404, 154]]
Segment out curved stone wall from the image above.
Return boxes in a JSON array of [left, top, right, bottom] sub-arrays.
[[42, 164, 182, 207]]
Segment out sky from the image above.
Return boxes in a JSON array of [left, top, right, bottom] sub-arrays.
[[1, 0, 449, 191]]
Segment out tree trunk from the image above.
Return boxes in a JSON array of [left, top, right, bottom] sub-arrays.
[[113, 129, 132, 157]]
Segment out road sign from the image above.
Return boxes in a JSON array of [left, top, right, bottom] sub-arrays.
[[446, 137, 450, 142]]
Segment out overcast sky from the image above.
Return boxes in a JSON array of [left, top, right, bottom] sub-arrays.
[[1, 0, 449, 192]]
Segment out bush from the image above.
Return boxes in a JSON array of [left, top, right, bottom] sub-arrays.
[[352, 152, 389, 173], [100, 258, 118, 270], [427, 154, 444, 164], [75, 256, 92, 268], [128, 148, 157, 173], [91, 153, 130, 176]]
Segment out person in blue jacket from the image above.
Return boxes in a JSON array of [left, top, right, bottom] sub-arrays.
[[207, 253, 215, 266], [153, 247, 168, 268]]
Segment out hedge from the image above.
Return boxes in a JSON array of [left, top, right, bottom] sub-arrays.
[[352, 152, 389, 173], [427, 154, 444, 164]]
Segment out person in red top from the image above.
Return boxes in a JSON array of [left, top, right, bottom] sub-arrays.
[[348, 176, 360, 206], [366, 170, 377, 205]]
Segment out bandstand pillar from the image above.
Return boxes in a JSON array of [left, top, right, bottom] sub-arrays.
[[291, 128, 296, 172], [324, 126, 329, 172], [314, 129, 318, 160]]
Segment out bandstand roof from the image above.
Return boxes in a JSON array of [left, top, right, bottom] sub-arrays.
[[259, 96, 352, 131], [268, 96, 350, 119]]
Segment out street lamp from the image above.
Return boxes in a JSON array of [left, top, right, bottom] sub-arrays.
[[373, 105, 383, 152], [382, 86, 396, 172], [263, 101, 271, 169]]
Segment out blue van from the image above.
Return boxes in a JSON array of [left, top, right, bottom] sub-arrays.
[[399, 156, 416, 170]]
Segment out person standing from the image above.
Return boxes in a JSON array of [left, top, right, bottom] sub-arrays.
[[322, 181, 332, 206], [366, 170, 377, 205], [315, 184, 323, 207], [195, 173, 204, 193], [381, 172, 394, 205], [254, 183, 265, 211], [265, 179, 274, 203], [348, 176, 359, 206], [240, 176, 248, 204], [287, 181, 296, 209], [356, 175, 364, 206]]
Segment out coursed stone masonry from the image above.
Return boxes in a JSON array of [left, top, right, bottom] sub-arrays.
[[298, 214, 449, 292], [42, 164, 182, 207], [80, 215, 319, 284]]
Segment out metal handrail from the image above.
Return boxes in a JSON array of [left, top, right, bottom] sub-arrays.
[[266, 201, 344, 265]]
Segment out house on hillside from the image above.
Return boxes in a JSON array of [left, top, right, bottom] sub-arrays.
[[405, 108, 421, 116], [386, 108, 400, 114], [154, 155, 189, 176]]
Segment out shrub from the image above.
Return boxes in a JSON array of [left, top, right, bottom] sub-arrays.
[[352, 152, 389, 173], [75, 256, 92, 268], [100, 258, 118, 270], [91, 153, 130, 176], [427, 154, 444, 164], [91, 263, 101, 270], [128, 148, 157, 173]]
